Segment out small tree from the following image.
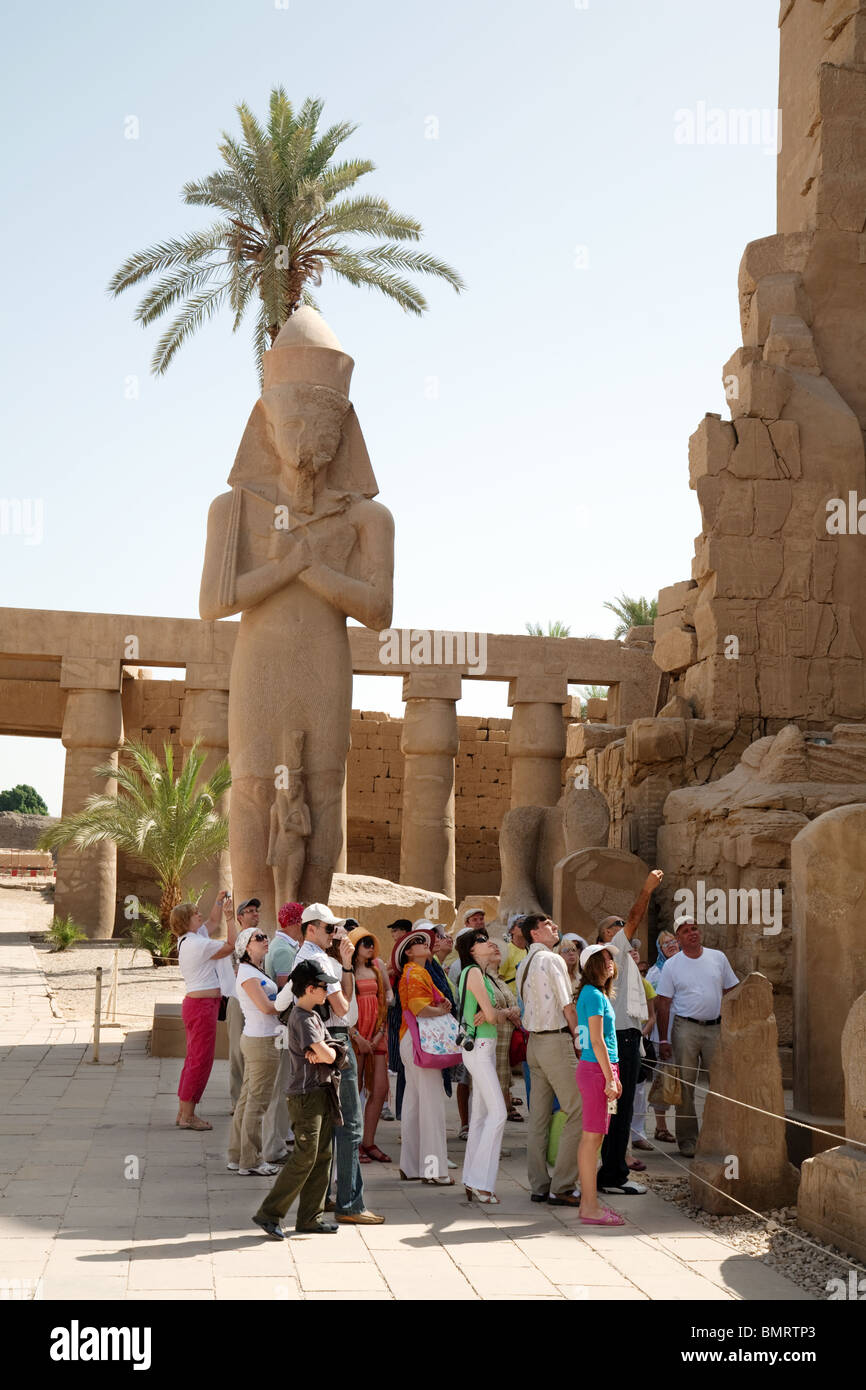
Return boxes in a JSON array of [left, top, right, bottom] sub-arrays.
[[0, 784, 49, 815], [39, 739, 230, 931], [603, 593, 658, 639]]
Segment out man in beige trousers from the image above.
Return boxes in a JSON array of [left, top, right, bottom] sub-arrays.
[[515, 914, 582, 1206]]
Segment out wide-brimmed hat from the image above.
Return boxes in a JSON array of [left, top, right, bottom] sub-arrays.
[[348, 924, 385, 961], [392, 927, 435, 975], [579, 941, 620, 972]]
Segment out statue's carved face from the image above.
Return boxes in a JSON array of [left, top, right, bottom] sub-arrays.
[[263, 384, 349, 475]]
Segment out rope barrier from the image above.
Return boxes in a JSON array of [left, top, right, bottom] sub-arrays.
[[636, 1131, 866, 1277], [649, 1063, 866, 1151]]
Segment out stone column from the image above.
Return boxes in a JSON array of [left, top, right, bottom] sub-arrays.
[[399, 669, 461, 898], [507, 674, 568, 808], [55, 658, 124, 940], [181, 666, 231, 926]]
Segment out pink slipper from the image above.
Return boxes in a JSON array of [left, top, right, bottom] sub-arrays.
[[580, 1207, 626, 1226]]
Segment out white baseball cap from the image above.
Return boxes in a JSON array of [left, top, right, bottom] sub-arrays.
[[301, 902, 339, 925], [579, 941, 619, 972]]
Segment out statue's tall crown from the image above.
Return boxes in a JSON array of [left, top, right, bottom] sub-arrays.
[[262, 306, 354, 396]]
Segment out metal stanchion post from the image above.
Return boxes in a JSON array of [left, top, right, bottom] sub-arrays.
[[90, 966, 102, 1064]]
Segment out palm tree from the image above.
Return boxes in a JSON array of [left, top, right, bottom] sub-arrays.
[[39, 740, 230, 931], [108, 89, 465, 380], [603, 593, 658, 640], [525, 620, 572, 637]]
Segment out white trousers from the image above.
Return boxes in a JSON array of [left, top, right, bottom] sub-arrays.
[[261, 1044, 293, 1160], [399, 1031, 449, 1181], [630, 1079, 648, 1138], [461, 1038, 507, 1193]]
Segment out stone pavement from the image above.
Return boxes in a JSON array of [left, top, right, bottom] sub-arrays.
[[0, 893, 814, 1302]]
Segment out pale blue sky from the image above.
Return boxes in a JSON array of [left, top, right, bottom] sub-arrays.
[[1, 0, 781, 813]]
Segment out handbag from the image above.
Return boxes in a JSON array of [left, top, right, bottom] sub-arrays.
[[403, 980, 462, 1070], [509, 1027, 528, 1068], [648, 1062, 682, 1107]]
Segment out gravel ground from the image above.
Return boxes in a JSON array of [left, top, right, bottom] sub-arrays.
[[2, 881, 185, 1025], [645, 1173, 866, 1300], [33, 935, 185, 1025]]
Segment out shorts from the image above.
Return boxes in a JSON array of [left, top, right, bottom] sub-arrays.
[[577, 1059, 620, 1135]]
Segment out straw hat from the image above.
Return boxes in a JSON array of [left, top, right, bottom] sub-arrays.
[[347, 924, 385, 963]]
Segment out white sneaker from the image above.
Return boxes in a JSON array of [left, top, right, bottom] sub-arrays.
[[447, 1159, 457, 1170], [238, 1162, 278, 1176], [226, 1161, 239, 1171], [599, 1180, 647, 1195]]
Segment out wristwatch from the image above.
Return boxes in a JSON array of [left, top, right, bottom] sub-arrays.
[[342, 966, 354, 974]]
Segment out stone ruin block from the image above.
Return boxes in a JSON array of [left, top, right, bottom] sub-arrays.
[[798, 992, 866, 1265], [744, 271, 812, 348], [729, 417, 781, 479], [764, 314, 821, 373], [552, 846, 648, 941], [652, 627, 697, 675], [688, 414, 735, 487], [725, 353, 794, 422], [706, 536, 784, 598], [792, 803, 866, 1123], [690, 974, 799, 1216]]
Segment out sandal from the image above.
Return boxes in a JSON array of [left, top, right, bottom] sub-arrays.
[[177, 1117, 212, 1131], [458, 1125, 470, 1141], [654, 1128, 676, 1143], [580, 1206, 626, 1227], [422, 1177, 455, 1186], [632, 1137, 653, 1151], [507, 1109, 524, 1122], [358, 1148, 372, 1163], [360, 1144, 392, 1164]]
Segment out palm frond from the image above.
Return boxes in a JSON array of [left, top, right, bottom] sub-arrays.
[[150, 284, 230, 375]]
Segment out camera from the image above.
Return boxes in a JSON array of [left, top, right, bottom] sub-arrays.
[[456, 1027, 475, 1051]]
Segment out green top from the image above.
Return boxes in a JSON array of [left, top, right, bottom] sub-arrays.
[[459, 967, 498, 1040]]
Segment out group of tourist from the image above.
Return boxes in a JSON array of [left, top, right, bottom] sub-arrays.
[[169, 875, 740, 1239]]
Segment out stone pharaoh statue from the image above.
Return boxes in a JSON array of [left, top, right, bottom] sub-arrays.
[[200, 309, 394, 920]]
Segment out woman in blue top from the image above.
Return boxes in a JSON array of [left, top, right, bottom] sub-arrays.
[[457, 926, 521, 1204], [576, 943, 625, 1226]]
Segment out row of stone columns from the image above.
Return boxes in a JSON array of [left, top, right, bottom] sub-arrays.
[[55, 663, 571, 934]]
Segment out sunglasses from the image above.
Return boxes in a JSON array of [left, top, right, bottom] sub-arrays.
[[359, 937, 375, 948], [403, 936, 427, 950], [323, 924, 337, 935], [251, 933, 268, 943]]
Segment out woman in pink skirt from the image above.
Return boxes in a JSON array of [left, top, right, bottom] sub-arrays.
[[575, 943, 625, 1226]]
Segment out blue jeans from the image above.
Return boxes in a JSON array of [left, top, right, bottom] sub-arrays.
[[333, 1038, 365, 1215]]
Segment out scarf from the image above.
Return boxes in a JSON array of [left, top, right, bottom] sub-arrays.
[[427, 958, 456, 1014]]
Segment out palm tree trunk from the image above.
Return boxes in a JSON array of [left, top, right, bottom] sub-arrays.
[[160, 879, 183, 961]]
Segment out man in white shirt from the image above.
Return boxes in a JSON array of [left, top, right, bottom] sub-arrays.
[[656, 919, 739, 1156], [515, 914, 582, 1206], [276, 904, 384, 1226], [596, 869, 664, 1198]]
